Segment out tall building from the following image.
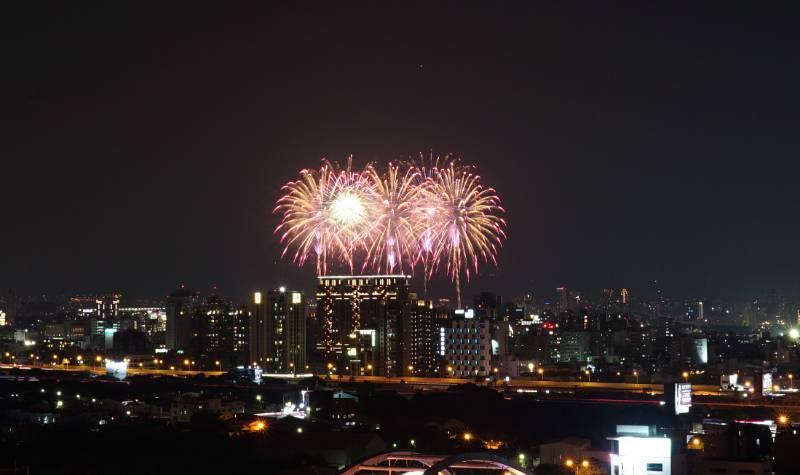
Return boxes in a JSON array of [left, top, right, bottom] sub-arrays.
[[404, 296, 436, 376], [96, 294, 120, 320], [165, 287, 199, 351], [249, 288, 306, 373], [445, 313, 491, 378], [556, 287, 568, 316], [203, 295, 248, 367], [316, 275, 410, 376], [473, 292, 501, 321]]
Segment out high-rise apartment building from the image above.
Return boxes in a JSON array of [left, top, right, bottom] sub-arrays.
[[165, 287, 199, 351], [249, 288, 306, 373], [316, 275, 410, 376], [404, 296, 437, 376]]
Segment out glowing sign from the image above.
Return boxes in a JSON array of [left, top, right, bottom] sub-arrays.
[[674, 383, 692, 414], [762, 373, 773, 395]]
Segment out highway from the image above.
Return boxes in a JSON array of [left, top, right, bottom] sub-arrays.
[[1, 363, 720, 394], [4, 363, 800, 413]]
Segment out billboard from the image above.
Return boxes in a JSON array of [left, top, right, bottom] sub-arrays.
[[762, 372, 773, 396], [674, 383, 692, 414]]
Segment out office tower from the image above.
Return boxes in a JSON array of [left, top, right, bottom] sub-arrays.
[[249, 288, 306, 373], [556, 287, 568, 315], [445, 313, 492, 378], [316, 275, 409, 377], [165, 287, 199, 351]]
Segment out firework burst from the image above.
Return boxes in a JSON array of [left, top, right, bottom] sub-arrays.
[[274, 157, 371, 275], [422, 162, 506, 307], [275, 154, 506, 305], [362, 162, 422, 274]]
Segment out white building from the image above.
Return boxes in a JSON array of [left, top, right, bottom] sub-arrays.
[[609, 425, 685, 475]]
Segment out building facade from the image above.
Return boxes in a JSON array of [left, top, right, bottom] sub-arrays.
[[316, 275, 410, 377], [165, 287, 199, 351], [249, 289, 306, 373], [445, 316, 492, 378]]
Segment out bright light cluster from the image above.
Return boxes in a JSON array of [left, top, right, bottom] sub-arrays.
[[274, 154, 506, 305]]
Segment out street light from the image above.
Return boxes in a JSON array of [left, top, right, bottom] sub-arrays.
[[538, 368, 544, 380], [789, 374, 794, 390], [778, 415, 789, 425], [683, 371, 689, 383], [633, 371, 639, 384], [528, 362, 534, 374], [584, 369, 591, 382]]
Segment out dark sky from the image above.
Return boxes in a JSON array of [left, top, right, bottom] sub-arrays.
[[4, 3, 800, 303]]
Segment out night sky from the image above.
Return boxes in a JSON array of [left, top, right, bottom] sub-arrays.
[[4, 3, 800, 302]]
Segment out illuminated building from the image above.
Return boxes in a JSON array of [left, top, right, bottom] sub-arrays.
[[96, 294, 120, 320], [609, 425, 684, 475], [202, 295, 249, 366], [249, 288, 306, 372], [404, 296, 436, 376], [474, 291, 509, 356], [558, 331, 591, 363], [316, 275, 409, 377], [445, 312, 492, 378], [165, 287, 199, 351], [556, 287, 568, 315]]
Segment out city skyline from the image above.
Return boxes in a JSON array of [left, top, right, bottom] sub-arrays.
[[6, 4, 800, 474]]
